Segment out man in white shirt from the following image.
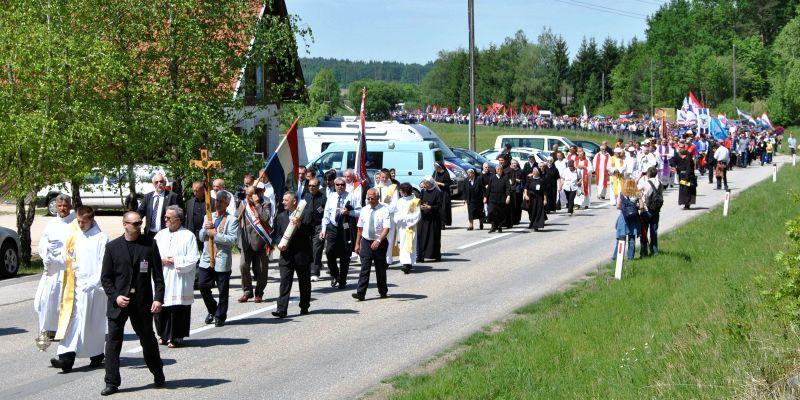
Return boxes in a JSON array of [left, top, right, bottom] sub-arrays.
[[624, 146, 639, 179], [35, 194, 75, 343], [638, 144, 659, 178], [320, 178, 360, 289], [713, 138, 730, 190], [153, 206, 199, 347], [352, 188, 392, 301]]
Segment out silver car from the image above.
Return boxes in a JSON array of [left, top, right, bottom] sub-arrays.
[[0, 226, 20, 278]]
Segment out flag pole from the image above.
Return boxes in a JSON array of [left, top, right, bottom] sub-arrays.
[[467, 0, 476, 152]]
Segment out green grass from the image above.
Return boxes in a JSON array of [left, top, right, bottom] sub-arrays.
[[387, 165, 800, 399], [17, 258, 43, 277], [423, 122, 631, 151]]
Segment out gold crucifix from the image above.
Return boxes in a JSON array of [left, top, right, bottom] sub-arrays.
[[191, 148, 222, 269]]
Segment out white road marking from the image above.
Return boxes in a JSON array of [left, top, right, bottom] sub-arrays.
[[125, 302, 285, 353]]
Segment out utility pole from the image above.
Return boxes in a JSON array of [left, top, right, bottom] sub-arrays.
[[732, 43, 737, 112], [650, 59, 654, 117], [468, 0, 476, 151], [601, 71, 605, 104]]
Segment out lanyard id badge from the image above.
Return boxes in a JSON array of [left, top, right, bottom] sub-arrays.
[[139, 260, 149, 274]]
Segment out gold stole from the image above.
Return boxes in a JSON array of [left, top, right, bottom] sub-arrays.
[[383, 184, 397, 204], [54, 221, 80, 341], [611, 157, 623, 196], [400, 198, 421, 253]]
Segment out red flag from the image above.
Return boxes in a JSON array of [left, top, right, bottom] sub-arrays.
[[688, 90, 704, 109], [355, 87, 368, 184], [531, 105, 539, 116], [521, 102, 528, 115]]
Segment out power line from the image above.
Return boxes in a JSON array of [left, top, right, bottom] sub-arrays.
[[630, 0, 664, 6], [567, 0, 649, 18], [553, 0, 647, 20]]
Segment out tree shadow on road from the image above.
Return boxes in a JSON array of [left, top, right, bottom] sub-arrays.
[[407, 265, 450, 273], [121, 357, 177, 368], [308, 308, 359, 315], [186, 337, 249, 348], [0, 327, 27, 336]]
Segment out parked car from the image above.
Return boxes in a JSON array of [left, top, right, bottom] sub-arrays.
[[36, 165, 168, 216], [452, 147, 497, 170], [479, 147, 548, 166], [0, 226, 20, 278], [494, 134, 594, 158], [572, 140, 602, 155]]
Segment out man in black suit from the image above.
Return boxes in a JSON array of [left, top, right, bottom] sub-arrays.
[[184, 181, 215, 251], [272, 190, 313, 318], [100, 211, 166, 396], [137, 173, 180, 240]]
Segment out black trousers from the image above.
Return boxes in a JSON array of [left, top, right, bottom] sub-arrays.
[[198, 268, 231, 321], [277, 261, 311, 313], [105, 301, 163, 388], [154, 304, 191, 341], [564, 190, 577, 214], [310, 225, 325, 276], [716, 162, 729, 189], [324, 224, 351, 286], [356, 237, 388, 296]]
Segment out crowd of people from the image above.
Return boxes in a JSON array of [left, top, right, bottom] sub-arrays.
[[31, 120, 790, 395]]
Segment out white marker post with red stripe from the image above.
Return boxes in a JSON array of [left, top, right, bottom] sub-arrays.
[[773, 163, 778, 182], [723, 190, 730, 217], [614, 240, 625, 280]]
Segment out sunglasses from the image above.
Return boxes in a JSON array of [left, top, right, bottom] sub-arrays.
[[335, 183, 345, 187], [153, 180, 165, 184], [125, 221, 143, 227]]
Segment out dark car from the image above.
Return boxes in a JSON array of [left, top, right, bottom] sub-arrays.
[[452, 147, 495, 170], [572, 140, 601, 155]]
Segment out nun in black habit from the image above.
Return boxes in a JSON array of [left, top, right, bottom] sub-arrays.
[[416, 176, 443, 262]]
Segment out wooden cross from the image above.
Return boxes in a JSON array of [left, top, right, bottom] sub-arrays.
[[191, 148, 222, 268]]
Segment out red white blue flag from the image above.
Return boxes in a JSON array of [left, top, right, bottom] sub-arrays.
[[355, 87, 368, 185], [265, 118, 300, 199]]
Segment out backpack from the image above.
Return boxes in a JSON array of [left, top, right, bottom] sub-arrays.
[[646, 181, 664, 213], [621, 196, 639, 219]]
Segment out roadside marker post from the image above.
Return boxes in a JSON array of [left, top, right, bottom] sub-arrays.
[[773, 163, 777, 182], [793, 154, 796, 167], [614, 240, 625, 280], [723, 190, 730, 217]]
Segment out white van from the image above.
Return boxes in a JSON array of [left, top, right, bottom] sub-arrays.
[[493, 134, 594, 158], [307, 141, 453, 194]]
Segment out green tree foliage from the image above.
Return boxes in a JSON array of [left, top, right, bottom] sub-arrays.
[[301, 57, 433, 86], [308, 68, 340, 115], [767, 11, 800, 126], [347, 80, 418, 120]]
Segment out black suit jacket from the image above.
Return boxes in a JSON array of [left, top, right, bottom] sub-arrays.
[[137, 190, 180, 233], [461, 179, 485, 205], [273, 207, 313, 267], [101, 236, 165, 318], [184, 196, 215, 238]]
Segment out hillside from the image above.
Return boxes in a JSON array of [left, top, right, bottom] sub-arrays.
[[300, 57, 433, 87]]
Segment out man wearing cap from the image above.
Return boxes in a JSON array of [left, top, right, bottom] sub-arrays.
[[624, 146, 639, 179]]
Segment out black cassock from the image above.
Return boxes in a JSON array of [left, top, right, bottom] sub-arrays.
[[525, 177, 548, 229], [675, 156, 696, 206], [417, 188, 442, 260], [433, 170, 453, 226], [461, 178, 485, 221], [505, 168, 524, 227], [486, 174, 510, 229], [542, 164, 560, 212]]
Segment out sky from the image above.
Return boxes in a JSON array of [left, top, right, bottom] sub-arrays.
[[287, 0, 666, 64]]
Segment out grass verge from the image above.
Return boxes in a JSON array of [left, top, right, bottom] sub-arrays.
[[424, 122, 631, 151], [385, 165, 800, 399]]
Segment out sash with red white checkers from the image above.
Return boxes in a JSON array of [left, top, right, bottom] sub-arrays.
[[244, 202, 272, 251]]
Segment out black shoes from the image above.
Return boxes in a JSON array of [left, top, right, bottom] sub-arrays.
[[379, 293, 389, 299], [337, 283, 346, 290], [214, 317, 225, 327], [100, 385, 118, 396], [50, 357, 73, 373], [89, 354, 104, 368], [401, 265, 412, 274], [154, 371, 166, 388], [204, 313, 214, 324], [330, 277, 338, 287], [300, 308, 310, 315], [352, 293, 365, 301], [271, 311, 287, 318]]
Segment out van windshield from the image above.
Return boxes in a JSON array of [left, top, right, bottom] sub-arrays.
[[423, 138, 456, 158]]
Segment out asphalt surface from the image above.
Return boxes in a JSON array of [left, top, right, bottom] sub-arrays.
[[0, 157, 788, 399]]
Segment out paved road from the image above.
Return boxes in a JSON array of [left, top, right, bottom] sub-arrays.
[[0, 158, 788, 399]]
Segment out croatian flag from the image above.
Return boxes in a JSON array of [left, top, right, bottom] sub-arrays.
[[265, 118, 300, 199], [737, 108, 756, 125], [717, 113, 728, 126], [688, 90, 703, 109], [355, 87, 368, 185], [619, 110, 635, 119], [759, 113, 774, 129], [681, 97, 690, 112]]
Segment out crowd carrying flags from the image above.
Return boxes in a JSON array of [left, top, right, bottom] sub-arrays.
[[619, 110, 635, 119], [581, 105, 589, 121], [737, 108, 757, 125], [710, 116, 728, 140], [355, 87, 369, 186], [758, 113, 774, 129], [688, 90, 704, 109], [265, 118, 300, 200]]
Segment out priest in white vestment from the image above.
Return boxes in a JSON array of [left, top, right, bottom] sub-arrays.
[[35, 194, 75, 337], [154, 205, 199, 347], [375, 171, 399, 265], [50, 206, 108, 372], [394, 183, 421, 274]]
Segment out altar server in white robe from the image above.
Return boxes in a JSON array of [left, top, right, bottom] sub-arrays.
[[375, 171, 399, 265], [50, 206, 108, 373], [154, 205, 199, 348], [35, 194, 75, 338], [394, 183, 421, 274]]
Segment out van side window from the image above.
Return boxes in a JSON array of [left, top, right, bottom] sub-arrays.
[[434, 150, 444, 165], [316, 152, 342, 172], [418, 153, 424, 170], [346, 152, 383, 170], [321, 142, 331, 152]]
